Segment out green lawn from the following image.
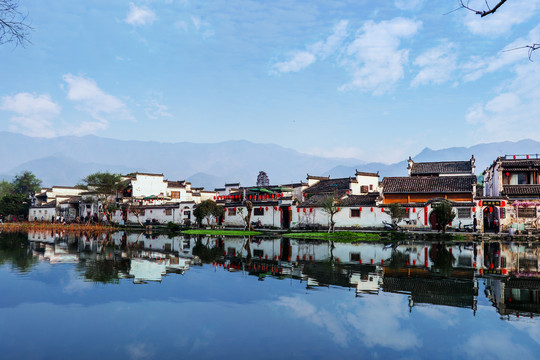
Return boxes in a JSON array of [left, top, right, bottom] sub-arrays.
[[283, 231, 381, 242], [182, 229, 262, 236]]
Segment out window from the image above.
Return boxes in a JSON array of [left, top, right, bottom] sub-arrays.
[[350, 253, 360, 261], [184, 210, 191, 218], [44, 210, 47, 214], [170, 191, 180, 199], [511, 173, 528, 185], [457, 208, 471, 219], [39, 210, 42, 214], [350, 209, 361, 217], [165, 208, 172, 216], [254, 208, 264, 216], [369, 184, 373, 191], [402, 209, 410, 219], [33, 210, 36, 215], [228, 208, 237, 216], [253, 249, 264, 258], [360, 185, 369, 193], [518, 207, 536, 218]]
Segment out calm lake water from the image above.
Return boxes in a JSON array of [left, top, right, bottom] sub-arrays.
[[1, 230, 539, 359]]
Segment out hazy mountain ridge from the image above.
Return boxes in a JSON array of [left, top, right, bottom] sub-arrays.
[[326, 139, 540, 179], [2, 132, 539, 189]]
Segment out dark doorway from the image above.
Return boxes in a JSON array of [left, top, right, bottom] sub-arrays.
[[281, 207, 290, 229], [429, 211, 439, 231], [483, 206, 499, 233], [280, 238, 291, 261]]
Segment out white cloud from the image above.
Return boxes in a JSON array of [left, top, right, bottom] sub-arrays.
[[461, 330, 534, 359], [276, 296, 348, 346], [462, 23, 540, 82], [464, 60, 540, 141], [125, 2, 157, 27], [63, 74, 132, 123], [339, 18, 421, 94], [394, 0, 425, 11], [0, 92, 60, 137], [412, 41, 458, 86], [462, 0, 540, 36], [190, 16, 214, 38], [272, 51, 317, 73], [144, 97, 172, 120], [271, 20, 349, 74]]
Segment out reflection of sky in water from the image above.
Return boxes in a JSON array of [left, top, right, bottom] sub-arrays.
[[1, 263, 539, 359]]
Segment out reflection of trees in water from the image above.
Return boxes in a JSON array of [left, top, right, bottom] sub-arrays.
[[386, 250, 409, 268], [430, 243, 455, 277], [0, 231, 37, 272], [76, 258, 130, 284], [192, 235, 224, 263]]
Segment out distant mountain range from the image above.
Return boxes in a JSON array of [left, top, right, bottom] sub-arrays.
[[327, 139, 540, 179], [1, 131, 538, 189]]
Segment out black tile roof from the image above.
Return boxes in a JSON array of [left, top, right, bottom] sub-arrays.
[[339, 193, 380, 207], [382, 175, 476, 194], [502, 185, 540, 196], [500, 159, 540, 169], [304, 177, 352, 196], [411, 161, 472, 175]]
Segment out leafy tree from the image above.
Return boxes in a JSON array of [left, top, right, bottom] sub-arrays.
[[319, 195, 341, 233], [0, 180, 15, 197], [432, 200, 455, 234], [193, 200, 224, 227], [79, 172, 127, 223], [0, 193, 29, 217], [0, 0, 32, 47], [384, 203, 407, 231], [12, 171, 41, 196]]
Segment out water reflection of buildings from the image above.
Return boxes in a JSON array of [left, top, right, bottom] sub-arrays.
[[22, 231, 540, 317]]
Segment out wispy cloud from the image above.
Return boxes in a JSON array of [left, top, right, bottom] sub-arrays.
[[125, 2, 157, 27], [0, 93, 61, 138], [462, 23, 540, 82], [62, 74, 133, 135], [461, 0, 540, 36], [412, 41, 458, 86], [271, 20, 348, 74], [465, 60, 540, 142], [339, 18, 421, 94], [394, 0, 425, 11]]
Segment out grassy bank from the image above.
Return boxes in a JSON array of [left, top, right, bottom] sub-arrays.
[[182, 229, 262, 236], [283, 231, 381, 242]]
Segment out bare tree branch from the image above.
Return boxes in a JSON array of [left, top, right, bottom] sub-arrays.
[[0, 0, 32, 47], [459, 0, 508, 17], [458, 1, 539, 58]]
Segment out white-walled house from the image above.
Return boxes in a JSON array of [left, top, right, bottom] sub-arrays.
[[482, 155, 540, 233], [29, 186, 86, 221]]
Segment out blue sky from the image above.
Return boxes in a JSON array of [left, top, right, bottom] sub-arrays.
[[1, 0, 539, 163]]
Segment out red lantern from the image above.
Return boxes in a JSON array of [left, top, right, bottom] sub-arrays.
[[527, 155, 530, 159], [266, 207, 269, 211], [297, 208, 300, 212], [489, 207, 493, 213], [513, 155, 516, 159], [259, 207, 263, 211], [274, 206, 278, 210], [472, 207, 476, 212], [501, 201, 506, 207], [506, 172, 510, 177], [370, 207, 373, 212], [359, 207, 362, 211], [381, 208, 384, 212], [303, 208, 306, 212], [337, 207, 340, 211], [234, 207, 237, 211], [310, 208, 313, 212], [413, 208, 416, 213]]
